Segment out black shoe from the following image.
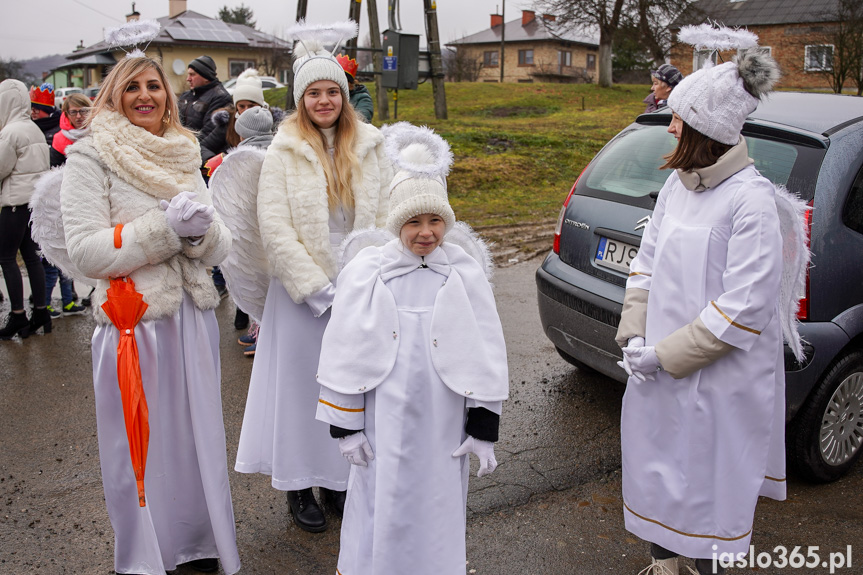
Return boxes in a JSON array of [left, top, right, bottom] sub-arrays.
[[320, 487, 346, 518], [81, 287, 95, 308], [184, 557, 219, 573], [287, 488, 327, 533], [0, 311, 30, 339], [28, 307, 52, 336], [234, 309, 249, 330]]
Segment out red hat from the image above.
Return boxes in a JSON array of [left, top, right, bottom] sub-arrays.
[[30, 83, 55, 112], [336, 54, 358, 80]]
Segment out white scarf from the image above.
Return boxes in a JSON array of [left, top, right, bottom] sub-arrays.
[[90, 109, 202, 199]]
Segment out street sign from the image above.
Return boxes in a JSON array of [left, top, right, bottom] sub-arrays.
[[383, 56, 398, 71]]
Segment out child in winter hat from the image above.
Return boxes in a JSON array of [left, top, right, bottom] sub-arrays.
[[233, 68, 266, 107], [235, 105, 273, 140]]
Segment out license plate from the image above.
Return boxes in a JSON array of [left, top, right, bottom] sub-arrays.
[[595, 236, 638, 273]]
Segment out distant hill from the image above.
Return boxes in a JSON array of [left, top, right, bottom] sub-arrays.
[[20, 54, 70, 85]]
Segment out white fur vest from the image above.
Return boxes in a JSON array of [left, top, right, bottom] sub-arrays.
[[60, 138, 231, 324], [257, 120, 393, 303]]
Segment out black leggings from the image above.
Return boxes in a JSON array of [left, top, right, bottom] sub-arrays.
[[0, 206, 46, 311]]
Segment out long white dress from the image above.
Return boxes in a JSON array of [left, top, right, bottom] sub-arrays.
[[92, 293, 241, 575], [621, 166, 786, 559], [316, 244, 505, 575], [234, 206, 352, 490]]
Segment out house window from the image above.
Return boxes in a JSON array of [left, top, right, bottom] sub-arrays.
[[558, 51, 572, 67], [692, 49, 718, 70], [518, 49, 534, 66], [586, 53, 596, 71], [484, 51, 499, 67], [229, 59, 255, 77], [805, 45, 834, 71]]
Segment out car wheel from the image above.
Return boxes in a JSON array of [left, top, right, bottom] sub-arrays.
[[788, 348, 863, 483], [555, 346, 598, 374]]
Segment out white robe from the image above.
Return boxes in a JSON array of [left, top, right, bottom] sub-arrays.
[[234, 207, 352, 490], [92, 293, 240, 575], [621, 166, 786, 559], [316, 244, 505, 575]]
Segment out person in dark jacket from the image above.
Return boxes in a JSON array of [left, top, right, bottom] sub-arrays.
[[177, 55, 232, 142], [643, 64, 682, 114], [337, 54, 373, 123], [30, 83, 61, 146]]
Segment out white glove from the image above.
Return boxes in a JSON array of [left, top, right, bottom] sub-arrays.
[[305, 282, 336, 317], [338, 431, 374, 467], [160, 191, 215, 238], [452, 436, 497, 478], [622, 345, 662, 382], [617, 336, 645, 377]]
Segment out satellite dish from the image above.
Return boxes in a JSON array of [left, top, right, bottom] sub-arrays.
[[172, 59, 186, 76]]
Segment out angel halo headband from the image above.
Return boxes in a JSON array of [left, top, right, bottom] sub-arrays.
[[105, 19, 161, 58], [287, 19, 358, 73]]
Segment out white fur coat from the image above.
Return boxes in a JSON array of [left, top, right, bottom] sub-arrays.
[[60, 138, 230, 324], [257, 119, 393, 303]]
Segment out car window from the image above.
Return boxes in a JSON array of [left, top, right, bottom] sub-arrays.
[[262, 80, 275, 88], [744, 136, 798, 186], [583, 126, 677, 198], [842, 165, 863, 235]]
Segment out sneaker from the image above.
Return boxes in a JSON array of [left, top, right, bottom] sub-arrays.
[[216, 285, 228, 300], [244, 342, 256, 357], [238, 333, 256, 346], [63, 302, 87, 316], [47, 305, 62, 319]]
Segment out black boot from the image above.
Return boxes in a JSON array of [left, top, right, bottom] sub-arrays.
[[234, 309, 249, 330], [183, 558, 219, 573], [0, 311, 30, 339], [28, 307, 52, 336], [287, 488, 327, 533], [320, 487, 347, 517]]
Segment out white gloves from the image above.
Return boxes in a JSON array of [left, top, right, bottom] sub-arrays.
[[339, 431, 375, 467], [160, 191, 215, 238], [306, 282, 336, 317], [452, 436, 497, 477], [619, 344, 662, 381]]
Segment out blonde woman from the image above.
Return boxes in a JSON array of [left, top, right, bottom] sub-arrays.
[[59, 55, 239, 575], [234, 25, 392, 533]]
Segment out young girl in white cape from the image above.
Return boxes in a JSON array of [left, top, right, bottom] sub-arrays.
[[315, 124, 509, 575]]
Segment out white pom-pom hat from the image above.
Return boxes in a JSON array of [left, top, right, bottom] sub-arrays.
[[668, 23, 780, 145], [382, 123, 456, 237], [233, 68, 266, 106], [288, 20, 357, 106]]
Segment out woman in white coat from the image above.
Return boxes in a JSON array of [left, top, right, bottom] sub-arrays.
[[59, 55, 240, 575], [234, 22, 392, 533], [615, 46, 787, 575]]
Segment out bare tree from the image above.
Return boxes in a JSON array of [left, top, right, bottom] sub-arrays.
[[442, 47, 483, 82], [823, 0, 863, 94], [631, 0, 693, 66], [533, 0, 627, 87]]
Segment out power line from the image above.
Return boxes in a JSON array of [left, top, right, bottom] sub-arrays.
[[71, 0, 123, 23]]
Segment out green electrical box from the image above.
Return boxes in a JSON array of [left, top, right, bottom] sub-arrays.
[[381, 29, 420, 90]]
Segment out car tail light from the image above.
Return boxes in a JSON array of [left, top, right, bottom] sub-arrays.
[[796, 199, 814, 321], [553, 166, 588, 254]]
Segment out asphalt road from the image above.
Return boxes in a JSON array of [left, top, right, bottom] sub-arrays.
[[1, 255, 861, 575]]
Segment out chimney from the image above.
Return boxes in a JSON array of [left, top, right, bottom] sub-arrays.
[[126, 2, 140, 22], [169, 0, 187, 18], [522, 10, 536, 26], [542, 14, 556, 22], [491, 14, 503, 28]]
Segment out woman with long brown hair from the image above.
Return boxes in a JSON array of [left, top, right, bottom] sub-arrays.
[[233, 21, 392, 534], [59, 54, 240, 575]]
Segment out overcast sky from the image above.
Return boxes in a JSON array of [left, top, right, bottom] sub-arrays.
[[1, 0, 533, 60]]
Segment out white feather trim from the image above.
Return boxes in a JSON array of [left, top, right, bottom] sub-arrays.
[[677, 22, 758, 52], [288, 19, 358, 57], [444, 221, 494, 281], [338, 227, 396, 269], [105, 19, 161, 48], [774, 185, 812, 363], [381, 122, 453, 179]]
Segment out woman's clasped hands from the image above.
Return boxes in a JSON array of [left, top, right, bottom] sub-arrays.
[[160, 191, 215, 238]]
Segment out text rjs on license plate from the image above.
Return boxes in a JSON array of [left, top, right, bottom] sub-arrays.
[[595, 236, 638, 273]]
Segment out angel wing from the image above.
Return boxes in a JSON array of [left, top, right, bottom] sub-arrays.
[[445, 221, 494, 280], [210, 147, 271, 323], [774, 185, 812, 362], [29, 167, 95, 285], [338, 227, 396, 269]]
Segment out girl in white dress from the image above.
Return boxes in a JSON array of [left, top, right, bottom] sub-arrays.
[[234, 20, 393, 533], [315, 125, 509, 575], [615, 31, 791, 575]]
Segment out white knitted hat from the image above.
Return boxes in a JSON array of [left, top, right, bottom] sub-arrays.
[[669, 24, 780, 145], [233, 68, 265, 106], [288, 20, 357, 107], [382, 123, 456, 237]]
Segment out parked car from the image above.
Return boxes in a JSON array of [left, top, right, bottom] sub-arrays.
[[54, 86, 84, 109], [84, 86, 100, 102], [223, 75, 285, 95], [536, 92, 863, 483]]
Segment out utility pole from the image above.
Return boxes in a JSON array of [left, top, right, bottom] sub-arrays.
[[285, 0, 309, 110], [500, 0, 505, 83], [367, 0, 388, 120], [423, 0, 447, 119], [346, 0, 362, 60]]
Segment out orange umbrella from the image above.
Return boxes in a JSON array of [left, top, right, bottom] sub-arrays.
[[101, 277, 150, 507]]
